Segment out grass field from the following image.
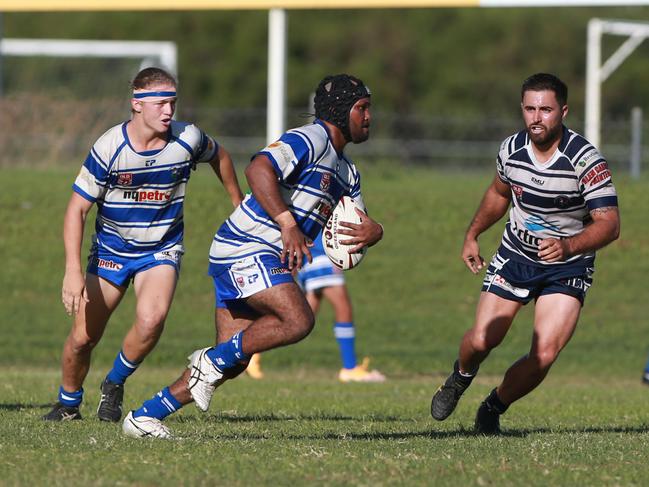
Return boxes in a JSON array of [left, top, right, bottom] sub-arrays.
[[1, 165, 648, 486]]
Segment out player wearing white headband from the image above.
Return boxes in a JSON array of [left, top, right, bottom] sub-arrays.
[[43, 67, 243, 423], [122, 74, 384, 439]]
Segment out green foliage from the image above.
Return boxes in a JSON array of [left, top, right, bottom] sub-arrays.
[[4, 6, 649, 117]]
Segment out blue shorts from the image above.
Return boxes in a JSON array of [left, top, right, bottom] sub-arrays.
[[210, 254, 294, 309], [87, 244, 182, 288], [296, 255, 345, 292], [482, 250, 594, 305]]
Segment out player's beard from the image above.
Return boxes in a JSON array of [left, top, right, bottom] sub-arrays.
[[527, 122, 562, 149]]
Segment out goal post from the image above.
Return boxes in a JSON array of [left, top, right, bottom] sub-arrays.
[[0, 38, 177, 76], [585, 18, 649, 150]]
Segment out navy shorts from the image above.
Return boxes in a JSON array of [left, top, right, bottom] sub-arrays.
[[482, 251, 594, 305], [87, 244, 182, 288]]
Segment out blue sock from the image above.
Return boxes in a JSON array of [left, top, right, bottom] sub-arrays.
[[133, 387, 182, 420], [206, 331, 250, 370], [334, 322, 357, 369], [106, 350, 140, 385], [58, 386, 83, 407]]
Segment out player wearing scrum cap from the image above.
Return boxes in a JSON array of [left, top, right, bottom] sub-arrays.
[[123, 74, 384, 439], [43, 67, 243, 423]]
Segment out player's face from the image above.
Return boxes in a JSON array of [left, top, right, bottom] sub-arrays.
[[132, 83, 177, 133], [521, 90, 567, 149], [348, 98, 371, 144]]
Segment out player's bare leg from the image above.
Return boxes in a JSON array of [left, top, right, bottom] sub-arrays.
[[98, 265, 178, 422], [459, 293, 522, 373], [475, 293, 581, 434], [432, 293, 520, 421], [496, 293, 581, 404], [44, 275, 125, 421], [121, 265, 178, 361], [61, 275, 125, 390]]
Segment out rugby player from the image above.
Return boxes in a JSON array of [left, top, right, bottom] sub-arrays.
[[43, 67, 243, 422], [123, 74, 384, 438], [431, 73, 620, 434]]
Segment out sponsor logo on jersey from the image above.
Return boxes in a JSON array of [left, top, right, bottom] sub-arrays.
[[236, 276, 245, 287], [270, 267, 290, 275], [97, 258, 123, 271], [123, 189, 172, 202], [268, 142, 293, 165], [511, 221, 542, 247], [531, 176, 545, 186], [315, 200, 333, 220], [154, 250, 181, 263], [581, 162, 611, 188], [117, 173, 133, 186], [247, 273, 259, 284], [144, 159, 157, 167], [524, 215, 560, 232], [320, 173, 331, 191], [511, 184, 523, 200], [578, 149, 599, 168]]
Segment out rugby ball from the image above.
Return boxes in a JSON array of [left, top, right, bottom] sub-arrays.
[[322, 196, 367, 270]]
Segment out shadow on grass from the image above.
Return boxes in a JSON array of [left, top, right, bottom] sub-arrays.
[[169, 415, 649, 441], [176, 412, 403, 423]]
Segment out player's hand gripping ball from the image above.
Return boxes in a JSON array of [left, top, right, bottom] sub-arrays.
[[322, 196, 367, 270]]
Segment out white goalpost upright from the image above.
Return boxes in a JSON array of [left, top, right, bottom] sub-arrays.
[[0, 38, 178, 75], [585, 18, 649, 151]]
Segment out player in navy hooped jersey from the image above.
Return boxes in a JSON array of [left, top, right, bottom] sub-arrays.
[[123, 74, 384, 438], [431, 73, 620, 434], [43, 67, 244, 422]]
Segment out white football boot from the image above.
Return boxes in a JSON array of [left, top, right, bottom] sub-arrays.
[[122, 411, 173, 439], [187, 347, 224, 412]]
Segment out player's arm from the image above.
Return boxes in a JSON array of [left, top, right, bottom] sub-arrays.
[[462, 173, 512, 274], [208, 145, 244, 207], [538, 206, 620, 263], [62, 192, 94, 315], [245, 154, 311, 269]]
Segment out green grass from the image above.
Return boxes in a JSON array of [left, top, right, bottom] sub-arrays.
[[1, 165, 648, 485]]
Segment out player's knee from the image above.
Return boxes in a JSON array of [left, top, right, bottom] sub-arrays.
[[530, 346, 560, 370], [468, 330, 501, 353], [284, 308, 315, 344], [135, 310, 167, 339], [68, 331, 98, 354]]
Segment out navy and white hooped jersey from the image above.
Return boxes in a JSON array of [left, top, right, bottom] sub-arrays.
[[73, 121, 218, 257], [208, 120, 363, 269], [496, 125, 618, 267]]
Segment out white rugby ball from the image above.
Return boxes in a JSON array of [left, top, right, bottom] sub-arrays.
[[322, 196, 367, 270]]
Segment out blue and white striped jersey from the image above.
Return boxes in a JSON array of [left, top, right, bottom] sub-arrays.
[[208, 120, 363, 269], [496, 125, 618, 267], [73, 121, 218, 257]]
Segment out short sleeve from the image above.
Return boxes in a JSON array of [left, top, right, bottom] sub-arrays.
[[72, 147, 110, 202], [257, 132, 311, 181], [575, 147, 618, 210]]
